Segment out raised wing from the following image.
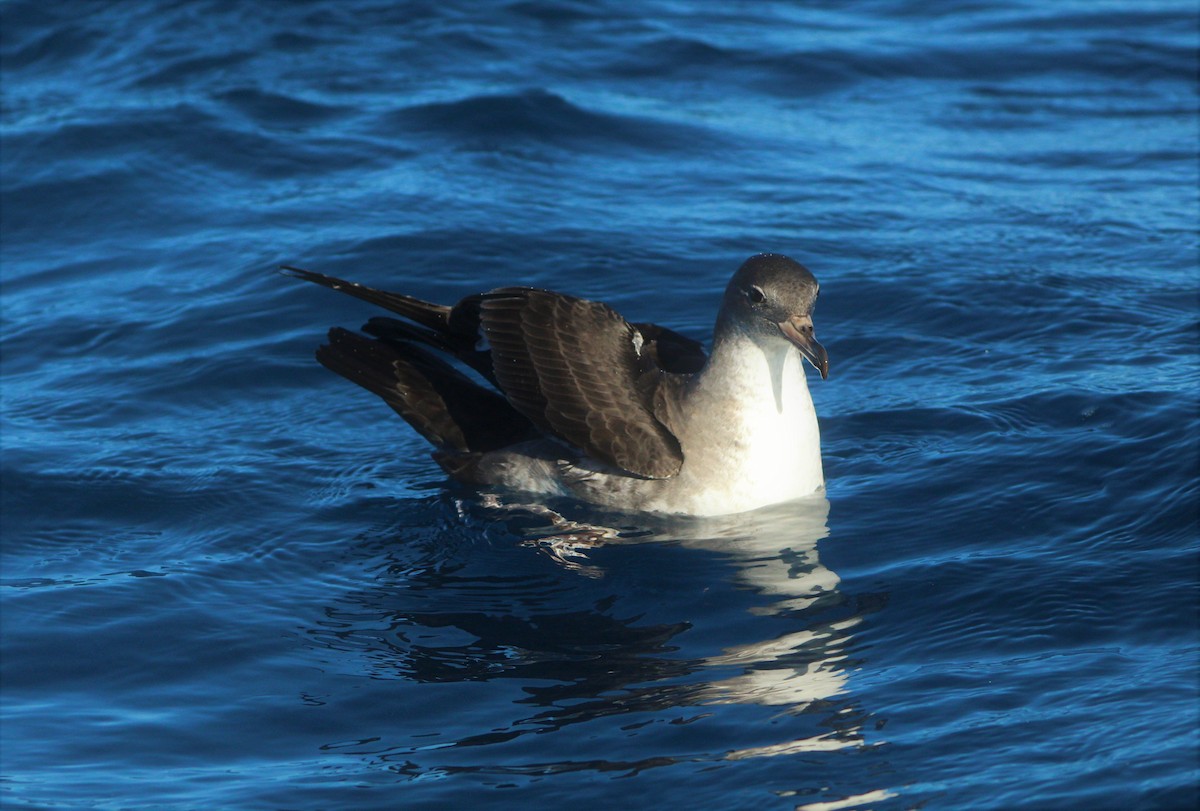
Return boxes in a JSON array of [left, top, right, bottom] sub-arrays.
[[480, 288, 684, 479]]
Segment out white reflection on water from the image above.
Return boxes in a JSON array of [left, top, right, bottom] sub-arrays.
[[500, 495, 864, 735], [314, 492, 881, 792]]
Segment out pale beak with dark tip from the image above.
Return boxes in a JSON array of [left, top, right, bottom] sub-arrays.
[[778, 314, 829, 380]]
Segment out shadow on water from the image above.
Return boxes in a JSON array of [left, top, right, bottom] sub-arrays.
[[304, 495, 888, 789]]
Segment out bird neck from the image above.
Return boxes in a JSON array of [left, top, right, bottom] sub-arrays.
[[701, 324, 807, 414]]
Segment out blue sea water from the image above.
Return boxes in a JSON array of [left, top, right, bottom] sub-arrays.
[[2, 1, 1197, 808]]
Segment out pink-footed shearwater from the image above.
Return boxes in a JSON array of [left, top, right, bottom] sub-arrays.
[[284, 253, 829, 516]]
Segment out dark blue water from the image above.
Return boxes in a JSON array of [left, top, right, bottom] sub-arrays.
[[3, 1, 1197, 808]]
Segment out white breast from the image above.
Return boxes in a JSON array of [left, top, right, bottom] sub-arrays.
[[656, 335, 824, 516]]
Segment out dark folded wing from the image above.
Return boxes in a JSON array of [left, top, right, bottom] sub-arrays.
[[316, 328, 536, 453], [479, 288, 684, 479]]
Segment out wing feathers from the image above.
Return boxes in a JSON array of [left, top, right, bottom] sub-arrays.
[[316, 328, 536, 453], [480, 289, 683, 479], [282, 266, 451, 333], [290, 270, 692, 480]]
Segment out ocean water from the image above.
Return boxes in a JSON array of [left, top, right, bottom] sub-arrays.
[[2, 1, 1197, 808]]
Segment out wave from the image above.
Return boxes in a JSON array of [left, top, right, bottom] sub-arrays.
[[378, 88, 724, 152]]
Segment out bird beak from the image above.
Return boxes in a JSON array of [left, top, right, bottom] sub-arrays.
[[778, 315, 829, 380]]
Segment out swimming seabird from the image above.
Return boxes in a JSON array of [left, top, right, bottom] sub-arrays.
[[285, 253, 829, 516]]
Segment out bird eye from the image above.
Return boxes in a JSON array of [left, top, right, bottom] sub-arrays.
[[747, 285, 766, 305]]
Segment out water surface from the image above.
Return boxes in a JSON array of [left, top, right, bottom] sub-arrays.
[[2, 1, 1197, 808]]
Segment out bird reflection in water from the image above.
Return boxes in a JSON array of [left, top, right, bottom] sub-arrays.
[[311, 494, 878, 781]]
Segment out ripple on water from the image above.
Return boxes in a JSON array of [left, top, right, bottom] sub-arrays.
[[2, 1, 1196, 810]]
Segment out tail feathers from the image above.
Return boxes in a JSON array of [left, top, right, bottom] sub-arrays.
[[282, 266, 451, 333], [316, 328, 536, 453]]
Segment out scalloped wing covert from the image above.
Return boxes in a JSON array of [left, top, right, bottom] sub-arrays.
[[480, 288, 684, 479]]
